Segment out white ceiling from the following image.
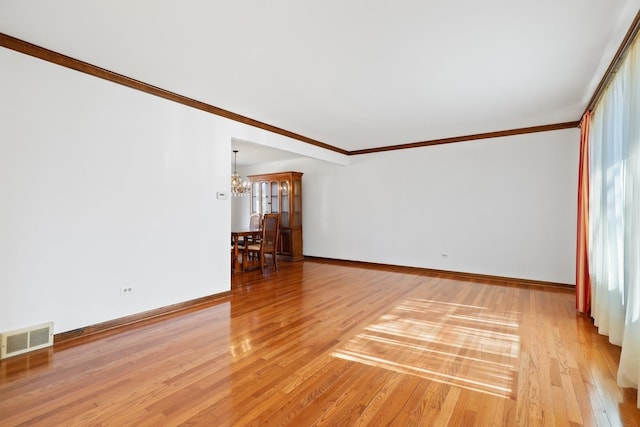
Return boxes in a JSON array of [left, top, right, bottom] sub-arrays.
[[231, 139, 303, 167], [1, 1, 639, 158]]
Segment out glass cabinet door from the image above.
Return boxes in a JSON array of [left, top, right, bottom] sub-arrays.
[[270, 181, 279, 213], [260, 181, 269, 214], [251, 182, 260, 215], [293, 178, 301, 227], [280, 180, 289, 228]]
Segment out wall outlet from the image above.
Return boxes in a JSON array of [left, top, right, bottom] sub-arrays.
[[120, 286, 134, 295], [441, 253, 448, 258]]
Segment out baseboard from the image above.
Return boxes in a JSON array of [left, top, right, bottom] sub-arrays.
[[54, 291, 232, 348], [303, 256, 575, 290]]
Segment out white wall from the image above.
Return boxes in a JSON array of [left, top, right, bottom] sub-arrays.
[[243, 129, 579, 284], [0, 48, 234, 334], [231, 182, 251, 229]]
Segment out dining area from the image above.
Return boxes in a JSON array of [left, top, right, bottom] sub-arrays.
[[231, 213, 280, 275], [230, 168, 305, 275]]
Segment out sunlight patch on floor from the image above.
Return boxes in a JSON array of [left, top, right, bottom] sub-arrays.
[[331, 298, 520, 399]]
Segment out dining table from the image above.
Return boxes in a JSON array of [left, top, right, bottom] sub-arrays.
[[231, 228, 261, 273]]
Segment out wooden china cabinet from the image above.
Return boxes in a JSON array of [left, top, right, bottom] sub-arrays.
[[247, 171, 303, 261]]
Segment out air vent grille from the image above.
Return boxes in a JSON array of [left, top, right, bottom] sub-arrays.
[[1, 322, 54, 359]]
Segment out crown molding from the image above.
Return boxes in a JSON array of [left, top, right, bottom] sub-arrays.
[[0, 32, 346, 155], [349, 121, 580, 155], [584, 9, 640, 115], [1, 32, 583, 155]]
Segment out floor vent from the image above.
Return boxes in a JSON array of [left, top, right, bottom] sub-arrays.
[[1, 322, 54, 360]]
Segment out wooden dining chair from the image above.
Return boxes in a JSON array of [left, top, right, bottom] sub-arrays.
[[242, 214, 263, 264], [243, 213, 279, 274]]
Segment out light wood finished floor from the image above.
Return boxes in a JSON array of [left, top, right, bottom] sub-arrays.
[[1, 259, 639, 426]]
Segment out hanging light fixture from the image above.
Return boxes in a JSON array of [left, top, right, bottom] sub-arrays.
[[231, 150, 250, 196]]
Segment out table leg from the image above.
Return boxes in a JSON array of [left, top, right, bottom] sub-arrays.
[[233, 238, 243, 273]]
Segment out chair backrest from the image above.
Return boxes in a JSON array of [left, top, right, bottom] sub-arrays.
[[261, 214, 280, 251], [249, 214, 262, 230]]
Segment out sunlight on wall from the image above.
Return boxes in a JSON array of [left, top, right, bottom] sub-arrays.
[[331, 298, 520, 399]]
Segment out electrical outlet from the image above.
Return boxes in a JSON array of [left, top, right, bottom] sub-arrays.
[[441, 253, 448, 258], [120, 286, 134, 295]]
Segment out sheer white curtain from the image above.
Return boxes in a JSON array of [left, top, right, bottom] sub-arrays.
[[589, 32, 640, 407]]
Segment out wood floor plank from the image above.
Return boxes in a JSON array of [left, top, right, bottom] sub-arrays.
[[1, 259, 639, 426]]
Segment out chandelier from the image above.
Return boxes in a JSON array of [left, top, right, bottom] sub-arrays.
[[231, 150, 250, 197]]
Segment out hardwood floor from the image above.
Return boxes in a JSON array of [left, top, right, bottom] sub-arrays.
[[1, 259, 639, 426]]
